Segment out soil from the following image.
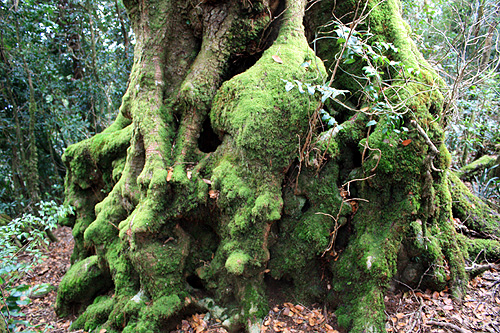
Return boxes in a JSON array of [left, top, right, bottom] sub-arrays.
[[10, 226, 500, 333]]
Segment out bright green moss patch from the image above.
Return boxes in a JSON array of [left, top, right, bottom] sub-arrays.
[[225, 250, 251, 275]]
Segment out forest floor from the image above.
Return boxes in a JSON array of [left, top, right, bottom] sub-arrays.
[[14, 226, 500, 333]]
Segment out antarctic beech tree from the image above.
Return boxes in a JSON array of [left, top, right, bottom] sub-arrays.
[[55, 0, 500, 332]]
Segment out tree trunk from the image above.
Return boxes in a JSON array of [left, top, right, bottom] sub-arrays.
[[55, 0, 499, 332]]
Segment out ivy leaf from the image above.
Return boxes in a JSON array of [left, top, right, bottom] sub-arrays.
[[284, 81, 294, 92], [294, 80, 305, 93], [305, 83, 315, 95]]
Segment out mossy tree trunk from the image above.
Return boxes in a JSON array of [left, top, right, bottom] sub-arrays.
[[55, 0, 500, 332]]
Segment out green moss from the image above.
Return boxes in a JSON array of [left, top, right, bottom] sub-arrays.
[[456, 155, 497, 181], [458, 235, 500, 262], [55, 256, 113, 317], [128, 295, 183, 332], [71, 295, 114, 331], [225, 251, 251, 275], [449, 172, 500, 236]]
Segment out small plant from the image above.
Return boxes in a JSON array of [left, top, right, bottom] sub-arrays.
[[472, 165, 500, 201], [0, 201, 71, 332]]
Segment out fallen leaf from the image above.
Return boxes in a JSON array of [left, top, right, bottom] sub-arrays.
[[295, 304, 305, 312], [187, 171, 192, 179], [99, 329, 107, 333], [402, 139, 412, 146], [202, 178, 212, 185], [167, 167, 174, 182], [272, 55, 283, 63], [283, 307, 290, 316], [209, 189, 219, 199]]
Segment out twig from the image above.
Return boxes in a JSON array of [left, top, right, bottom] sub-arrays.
[[410, 120, 443, 172], [426, 320, 471, 333]]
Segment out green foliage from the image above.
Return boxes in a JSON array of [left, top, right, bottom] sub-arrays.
[[283, 23, 412, 135], [0, 201, 71, 332], [446, 74, 500, 161], [0, 0, 134, 214], [472, 165, 500, 201], [402, 0, 500, 164]]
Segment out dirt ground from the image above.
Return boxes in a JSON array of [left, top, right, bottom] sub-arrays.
[[11, 226, 500, 333]]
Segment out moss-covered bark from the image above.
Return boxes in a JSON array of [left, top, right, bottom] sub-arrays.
[[56, 0, 500, 332]]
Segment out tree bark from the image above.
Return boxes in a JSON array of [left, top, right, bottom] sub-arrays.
[[55, 0, 499, 332]]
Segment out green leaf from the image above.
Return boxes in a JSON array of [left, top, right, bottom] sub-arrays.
[[366, 120, 377, 127]]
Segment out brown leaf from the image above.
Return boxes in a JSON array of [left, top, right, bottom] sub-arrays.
[[167, 167, 174, 182], [283, 307, 290, 317], [209, 189, 219, 199], [202, 178, 212, 185], [295, 304, 304, 312], [99, 329, 107, 333], [272, 55, 283, 63], [402, 139, 412, 146]]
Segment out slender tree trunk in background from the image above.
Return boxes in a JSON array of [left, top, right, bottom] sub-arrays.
[[114, 0, 130, 59], [25, 71, 40, 203], [2, 83, 26, 196], [55, 0, 500, 332], [15, 15, 40, 203], [0, 32, 27, 200]]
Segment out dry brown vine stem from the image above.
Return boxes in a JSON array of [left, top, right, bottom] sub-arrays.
[[410, 119, 443, 172], [318, 174, 376, 256]]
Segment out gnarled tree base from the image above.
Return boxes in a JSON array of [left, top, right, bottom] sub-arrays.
[[55, 0, 500, 332]]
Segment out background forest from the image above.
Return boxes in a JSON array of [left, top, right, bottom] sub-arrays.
[[0, 0, 499, 331]]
